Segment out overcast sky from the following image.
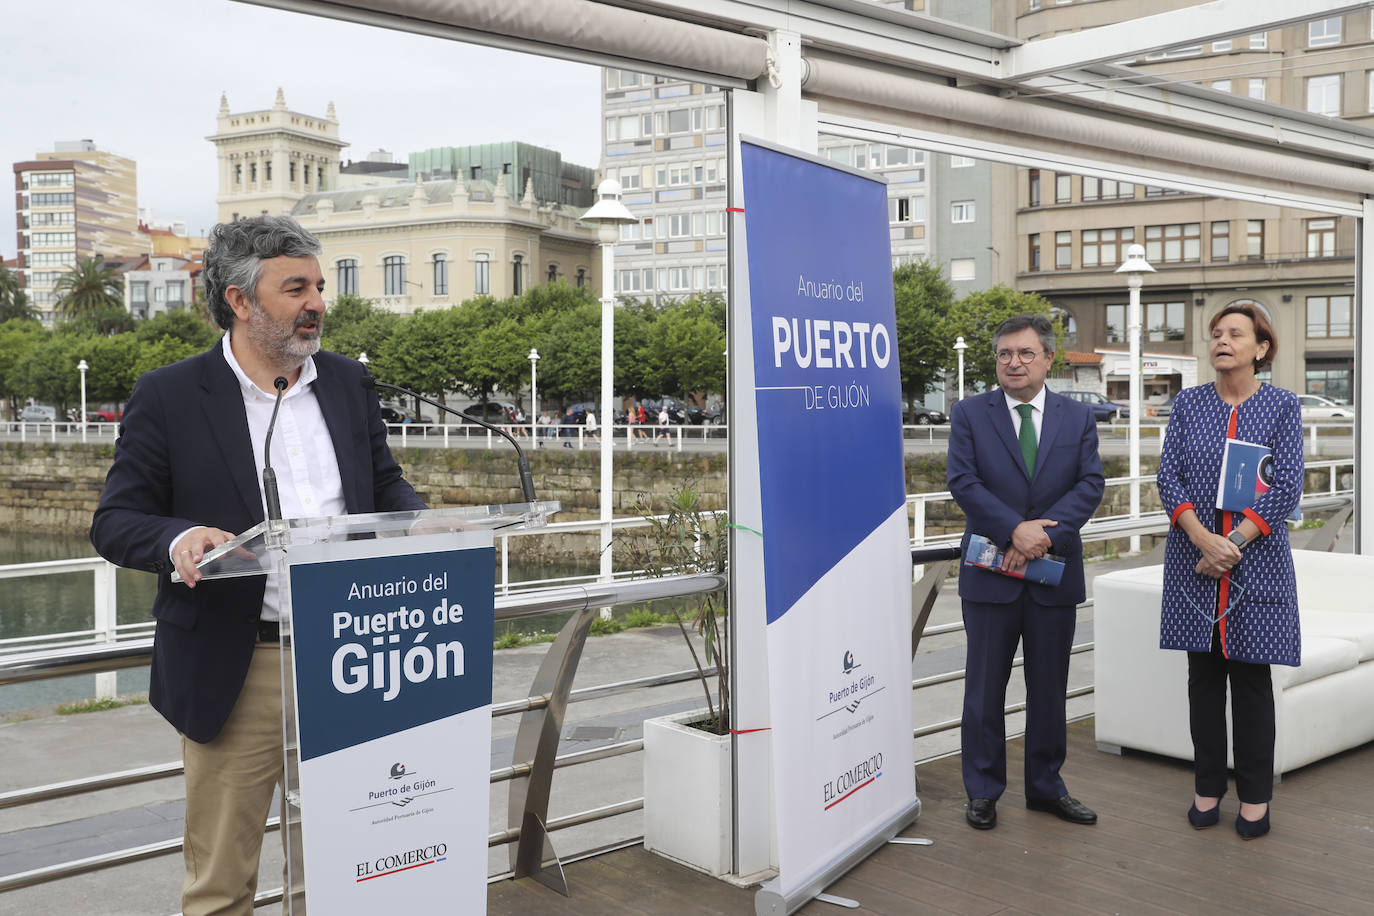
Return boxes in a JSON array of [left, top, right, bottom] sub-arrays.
[[0, 0, 603, 257]]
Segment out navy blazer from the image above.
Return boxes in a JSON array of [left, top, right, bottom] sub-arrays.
[[946, 388, 1104, 606], [91, 344, 425, 742]]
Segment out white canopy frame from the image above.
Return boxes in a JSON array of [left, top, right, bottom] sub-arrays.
[[234, 0, 1372, 893]]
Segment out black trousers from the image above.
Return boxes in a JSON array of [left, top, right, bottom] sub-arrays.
[[1187, 627, 1275, 804]]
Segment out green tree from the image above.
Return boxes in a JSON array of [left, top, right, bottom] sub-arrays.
[[135, 310, 219, 351], [943, 285, 1062, 390], [530, 300, 601, 405], [321, 293, 399, 362], [612, 298, 656, 405], [892, 260, 956, 415], [637, 295, 726, 400], [130, 335, 207, 380], [71, 333, 143, 403], [59, 302, 135, 337], [8, 334, 80, 412], [0, 318, 48, 416], [53, 257, 124, 320], [372, 308, 463, 413]]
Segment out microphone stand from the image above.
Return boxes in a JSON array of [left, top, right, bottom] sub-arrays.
[[263, 376, 290, 548], [361, 375, 537, 503]]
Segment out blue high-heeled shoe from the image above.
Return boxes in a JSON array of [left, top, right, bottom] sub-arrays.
[[1235, 808, 1270, 839], [1187, 802, 1220, 829]]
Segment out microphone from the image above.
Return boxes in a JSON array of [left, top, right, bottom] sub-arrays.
[[263, 376, 288, 530], [360, 374, 537, 503]]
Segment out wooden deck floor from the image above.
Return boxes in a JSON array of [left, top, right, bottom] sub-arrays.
[[489, 721, 1374, 915]]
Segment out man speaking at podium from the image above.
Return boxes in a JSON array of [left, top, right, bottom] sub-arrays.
[[946, 314, 1104, 832], [91, 216, 425, 914]]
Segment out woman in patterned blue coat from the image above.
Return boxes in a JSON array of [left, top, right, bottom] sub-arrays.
[[1156, 304, 1303, 840]]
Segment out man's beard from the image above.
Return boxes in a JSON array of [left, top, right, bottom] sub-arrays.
[[248, 302, 322, 369]]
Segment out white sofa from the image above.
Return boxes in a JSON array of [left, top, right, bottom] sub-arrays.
[[1094, 549, 1374, 776]]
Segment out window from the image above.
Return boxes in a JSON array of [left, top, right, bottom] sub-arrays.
[[265, 162, 272, 182], [130, 282, 148, 304], [1369, 71, 1374, 112], [1309, 17, 1341, 48], [1306, 218, 1337, 257], [1249, 79, 1266, 101], [433, 254, 448, 295], [1213, 38, 1232, 52], [1028, 170, 1041, 207], [470, 165, 482, 181], [250, 163, 257, 183], [619, 167, 641, 190], [667, 164, 691, 186], [664, 213, 690, 238], [1146, 302, 1185, 341], [154, 286, 165, 303], [576, 267, 586, 288], [547, 263, 558, 283], [619, 221, 640, 242], [1028, 234, 1041, 272], [1082, 177, 1133, 201], [1306, 359, 1352, 402], [1250, 32, 1267, 49], [1081, 227, 1133, 268], [617, 269, 641, 293], [892, 198, 910, 222], [289, 162, 296, 182], [668, 267, 691, 291], [166, 281, 185, 304], [1144, 223, 1201, 262], [1246, 220, 1264, 259], [1055, 174, 1071, 203], [1308, 75, 1341, 116], [1055, 231, 1072, 269], [950, 155, 975, 168], [1211, 221, 1229, 261], [951, 200, 975, 223], [667, 108, 690, 132], [30, 192, 75, 207], [1307, 295, 1352, 338], [513, 254, 524, 296], [1211, 80, 1231, 93], [1105, 304, 1125, 343], [383, 256, 406, 295], [886, 146, 910, 166], [337, 259, 358, 296], [32, 232, 75, 247], [949, 259, 975, 282]]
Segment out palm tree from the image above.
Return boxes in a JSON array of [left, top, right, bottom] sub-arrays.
[[53, 257, 124, 320], [0, 264, 38, 322]]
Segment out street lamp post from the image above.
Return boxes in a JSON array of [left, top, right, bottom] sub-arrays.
[[581, 179, 637, 604], [953, 336, 968, 403], [1115, 243, 1156, 555], [528, 348, 540, 449], [77, 359, 89, 444]]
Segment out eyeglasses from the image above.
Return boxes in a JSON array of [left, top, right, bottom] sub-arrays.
[[995, 348, 1043, 365]]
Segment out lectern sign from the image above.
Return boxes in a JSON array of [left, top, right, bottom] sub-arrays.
[[287, 535, 494, 914]]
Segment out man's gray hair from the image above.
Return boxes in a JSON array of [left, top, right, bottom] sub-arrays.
[[201, 216, 322, 329], [992, 313, 1056, 356]]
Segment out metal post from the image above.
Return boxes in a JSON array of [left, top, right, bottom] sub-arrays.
[[1117, 244, 1154, 556], [77, 359, 89, 445], [599, 237, 616, 613], [954, 336, 967, 403], [528, 348, 540, 450]]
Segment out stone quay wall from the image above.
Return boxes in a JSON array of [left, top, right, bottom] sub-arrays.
[[0, 442, 1352, 565]]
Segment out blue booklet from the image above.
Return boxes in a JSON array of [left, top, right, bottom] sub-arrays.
[[963, 534, 1065, 587], [1216, 439, 1301, 521]]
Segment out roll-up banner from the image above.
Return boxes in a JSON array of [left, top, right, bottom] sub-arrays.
[[738, 138, 916, 901], [286, 533, 495, 914]]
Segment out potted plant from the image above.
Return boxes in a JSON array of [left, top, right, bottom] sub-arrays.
[[618, 485, 733, 875]]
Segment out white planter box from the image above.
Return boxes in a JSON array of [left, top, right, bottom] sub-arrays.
[[643, 708, 733, 876]]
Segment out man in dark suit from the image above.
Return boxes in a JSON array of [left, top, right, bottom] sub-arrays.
[[946, 314, 1104, 831], [91, 216, 425, 914]]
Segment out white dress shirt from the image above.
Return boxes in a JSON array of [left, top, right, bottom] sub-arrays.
[[1004, 386, 1047, 444]]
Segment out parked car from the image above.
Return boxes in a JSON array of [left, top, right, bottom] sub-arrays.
[[460, 401, 517, 425], [19, 405, 58, 422], [909, 405, 947, 425], [686, 404, 721, 425], [1298, 394, 1353, 420], [642, 397, 690, 425], [1144, 395, 1175, 419], [1058, 391, 1123, 423], [379, 404, 409, 424], [90, 401, 124, 423]]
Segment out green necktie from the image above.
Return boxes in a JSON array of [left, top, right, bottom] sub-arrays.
[[1016, 403, 1037, 475]]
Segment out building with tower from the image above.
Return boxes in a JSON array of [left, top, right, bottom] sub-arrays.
[[207, 89, 347, 223]]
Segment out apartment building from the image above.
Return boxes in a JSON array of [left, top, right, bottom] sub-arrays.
[[123, 254, 200, 320], [1011, 2, 1371, 403], [11, 140, 142, 326]]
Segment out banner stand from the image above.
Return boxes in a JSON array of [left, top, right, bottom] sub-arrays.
[[753, 799, 920, 916]]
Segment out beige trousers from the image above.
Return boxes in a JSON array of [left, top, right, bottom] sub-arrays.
[[180, 642, 285, 916]]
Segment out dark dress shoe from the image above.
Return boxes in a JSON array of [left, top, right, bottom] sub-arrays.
[[966, 798, 997, 830], [1026, 794, 1097, 825], [1187, 802, 1220, 829], [1235, 808, 1270, 840]]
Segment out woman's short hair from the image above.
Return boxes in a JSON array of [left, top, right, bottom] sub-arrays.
[[1208, 304, 1276, 371]]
